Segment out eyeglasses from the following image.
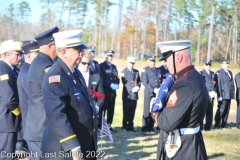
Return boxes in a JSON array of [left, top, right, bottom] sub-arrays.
[[11, 52, 22, 57], [205, 64, 211, 66], [81, 62, 91, 66], [73, 48, 83, 53]]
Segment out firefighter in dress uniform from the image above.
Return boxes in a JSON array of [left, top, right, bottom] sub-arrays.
[[0, 40, 23, 160], [121, 57, 141, 132], [141, 56, 162, 132]]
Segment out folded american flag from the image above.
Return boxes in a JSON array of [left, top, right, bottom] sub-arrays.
[[152, 74, 174, 112], [101, 118, 114, 143]]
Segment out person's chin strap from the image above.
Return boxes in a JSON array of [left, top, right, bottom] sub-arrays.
[[173, 52, 176, 75]]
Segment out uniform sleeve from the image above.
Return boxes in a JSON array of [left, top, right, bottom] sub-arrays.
[[96, 76, 105, 108], [157, 83, 193, 132], [115, 66, 120, 84], [235, 74, 240, 89], [217, 73, 223, 97], [100, 65, 112, 89], [42, 76, 80, 151], [0, 74, 20, 114], [136, 71, 141, 88], [141, 70, 154, 92]]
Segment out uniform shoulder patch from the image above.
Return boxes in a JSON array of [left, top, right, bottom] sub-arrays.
[[45, 67, 51, 73], [0, 74, 9, 81], [120, 73, 124, 77], [49, 75, 61, 83], [166, 90, 178, 107]]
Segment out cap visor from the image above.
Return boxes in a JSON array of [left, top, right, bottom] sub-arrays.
[[71, 43, 88, 50]]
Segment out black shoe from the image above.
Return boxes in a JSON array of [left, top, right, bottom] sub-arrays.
[[110, 127, 117, 131], [148, 128, 156, 133], [127, 128, 138, 132], [215, 124, 221, 130], [222, 125, 231, 129]]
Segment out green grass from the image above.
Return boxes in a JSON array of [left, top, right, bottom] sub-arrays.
[[97, 98, 240, 160]]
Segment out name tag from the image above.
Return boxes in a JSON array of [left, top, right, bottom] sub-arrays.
[[105, 70, 111, 73], [92, 81, 97, 85]]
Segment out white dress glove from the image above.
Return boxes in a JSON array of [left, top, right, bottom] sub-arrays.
[[95, 106, 99, 114], [110, 83, 115, 89], [154, 88, 160, 94], [149, 97, 156, 112], [218, 97, 222, 101], [131, 86, 140, 92], [114, 84, 119, 89], [209, 91, 215, 98]]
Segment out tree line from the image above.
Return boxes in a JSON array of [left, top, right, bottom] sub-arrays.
[[0, 0, 239, 66]]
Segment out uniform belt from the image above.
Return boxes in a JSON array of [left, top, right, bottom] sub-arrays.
[[179, 126, 200, 135]]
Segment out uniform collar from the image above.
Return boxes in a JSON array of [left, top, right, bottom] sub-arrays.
[[38, 52, 54, 63], [2, 59, 14, 70], [175, 65, 195, 80]]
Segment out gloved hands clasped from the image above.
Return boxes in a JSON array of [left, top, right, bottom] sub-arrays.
[[110, 83, 119, 90], [209, 91, 215, 98], [131, 86, 140, 93]]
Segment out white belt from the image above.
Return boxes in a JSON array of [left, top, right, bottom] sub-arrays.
[[179, 126, 200, 135]]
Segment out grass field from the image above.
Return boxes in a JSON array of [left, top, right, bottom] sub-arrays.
[[95, 57, 240, 160]]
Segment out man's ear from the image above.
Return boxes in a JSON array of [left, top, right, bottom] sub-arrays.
[[61, 48, 67, 58], [176, 52, 183, 63]]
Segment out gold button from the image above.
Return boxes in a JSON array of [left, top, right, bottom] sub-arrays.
[[93, 116, 95, 118], [93, 129, 95, 132]]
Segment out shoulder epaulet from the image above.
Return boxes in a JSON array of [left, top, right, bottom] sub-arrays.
[[0, 74, 9, 81], [49, 75, 61, 83]]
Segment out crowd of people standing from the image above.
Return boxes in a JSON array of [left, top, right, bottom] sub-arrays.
[[0, 26, 239, 160]]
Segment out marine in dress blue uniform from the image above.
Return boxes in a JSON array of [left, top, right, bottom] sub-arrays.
[[0, 40, 22, 160], [199, 59, 216, 131], [154, 40, 208, 160], [141, 56, 162, 132], [17, 41, 39, 151], [41, 30, 97, 160], [24, 26, 59, 159], [121, 57, 141, 131], [214, 59, 235, 129], [99, 50, 120, 131], [235, 72, 240, 129]]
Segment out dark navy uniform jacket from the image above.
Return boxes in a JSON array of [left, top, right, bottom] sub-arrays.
[[235, 72, 240, 100], [90, 60, 102, 78], [158, 65, 169, 81], [0, 60, 20, 132], [99, 61, 120, 97], [199, 69, 216, 92], [157, 66, 208, 160], [17, 62, 30, 135], [41, 58, 97, 153], [24, 52, 54, 141], [121, 67, 141, 100], [141, 66, 162, 97], [215, 69, 235, 99], [88, 70, 105, 109]]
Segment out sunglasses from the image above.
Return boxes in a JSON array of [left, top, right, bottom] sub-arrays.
[[81, 62, 91, 66]]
